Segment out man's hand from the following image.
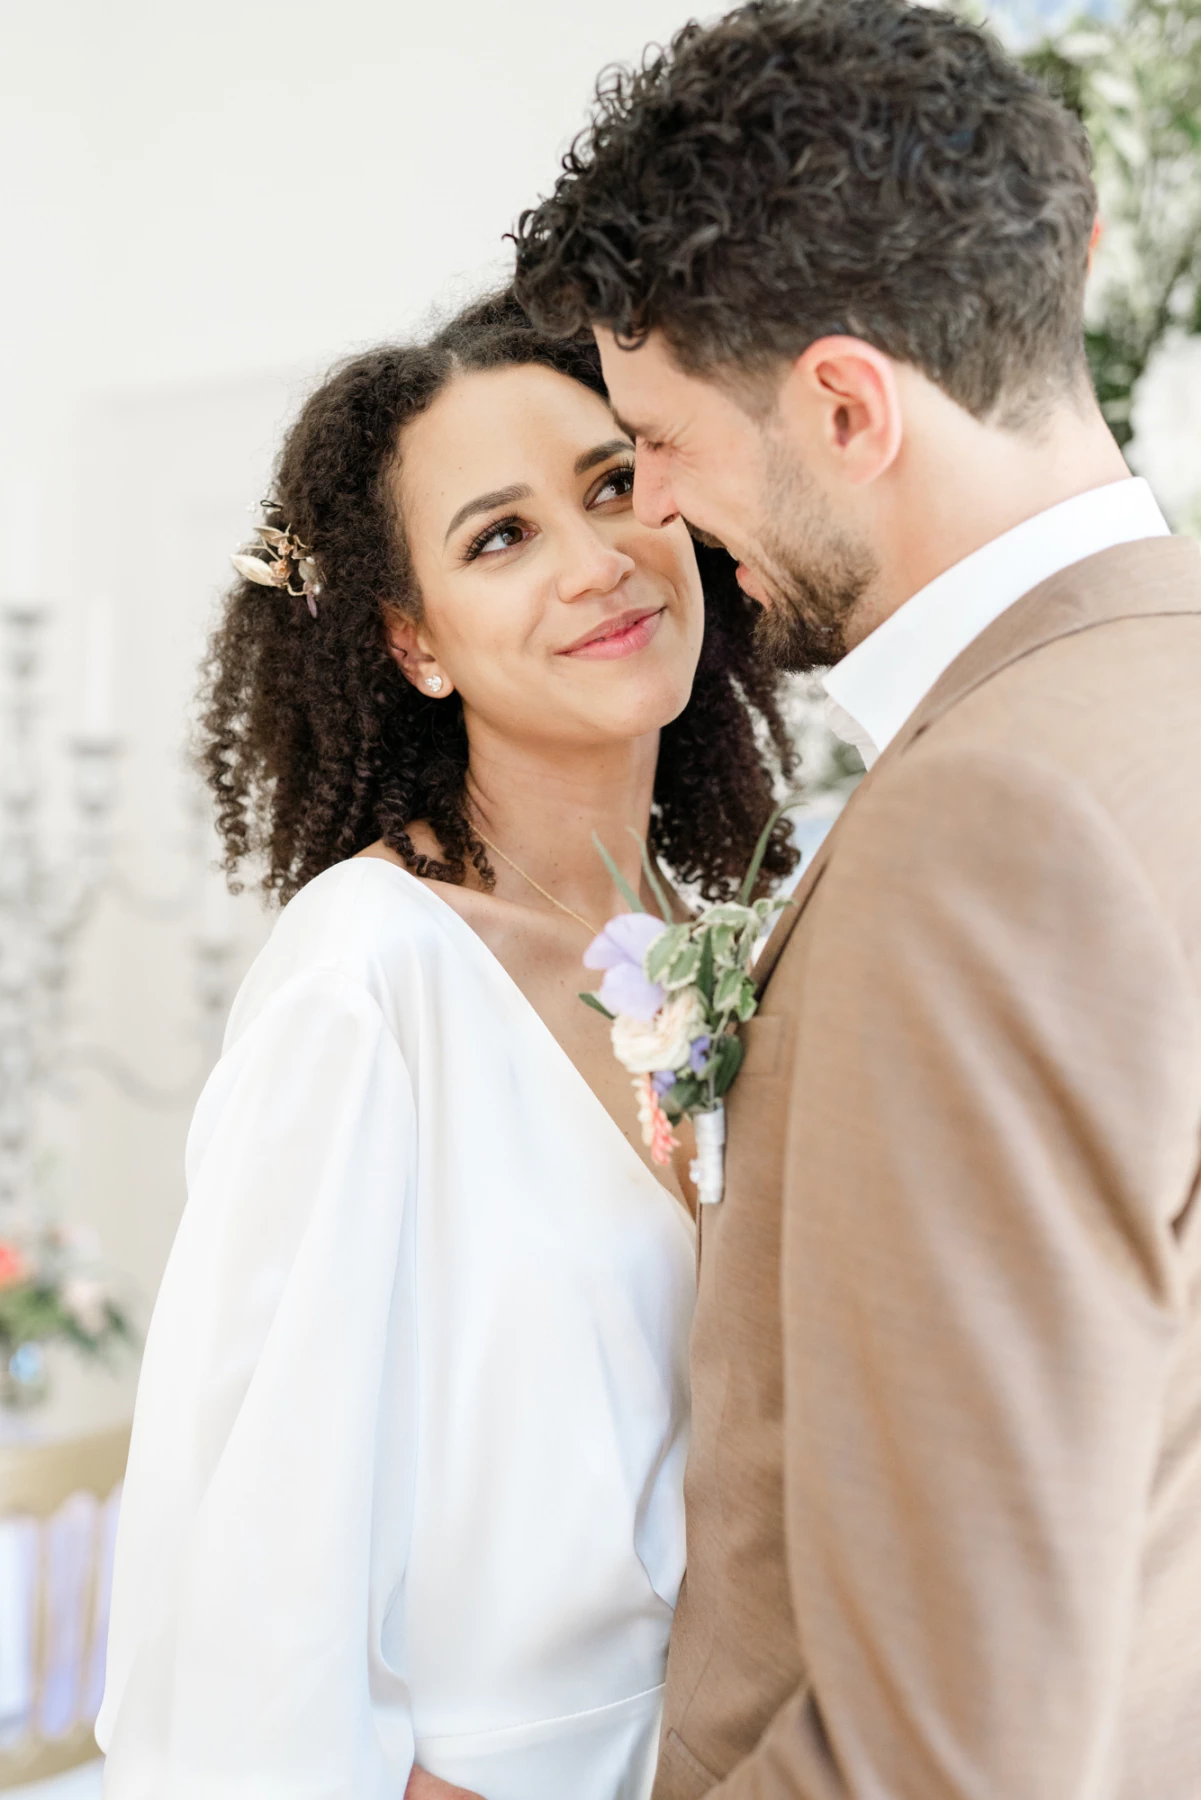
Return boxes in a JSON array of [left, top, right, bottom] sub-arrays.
[[404, 1764, 485, 1800]]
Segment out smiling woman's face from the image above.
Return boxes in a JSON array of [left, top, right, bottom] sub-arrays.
[[392, 362, 705, 750]]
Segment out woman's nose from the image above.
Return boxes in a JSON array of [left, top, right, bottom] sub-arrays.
[[555, 521, 637, 604], [632, 451, 680, 530]]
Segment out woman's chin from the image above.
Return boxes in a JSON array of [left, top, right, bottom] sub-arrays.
[[569, 667, 698, 743]]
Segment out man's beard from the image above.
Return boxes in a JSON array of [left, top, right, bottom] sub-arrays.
[[747, 436, 878, 673]]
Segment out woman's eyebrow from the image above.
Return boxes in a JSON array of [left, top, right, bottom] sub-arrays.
[[442, 441, 634, 546], [443, 483, 532, 545], [575, 437, 635, 474]]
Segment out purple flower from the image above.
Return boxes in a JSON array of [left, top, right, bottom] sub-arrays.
[[653, 1070, 676, 1096], [689, 1034, 712, 1075], [583, 913, 668, 1021]]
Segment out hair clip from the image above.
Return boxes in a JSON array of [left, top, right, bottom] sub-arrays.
[[231, 501, 323, 617]]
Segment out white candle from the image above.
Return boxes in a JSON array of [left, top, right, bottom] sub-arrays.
[[200, 863, 237, 950], [0, 483, 43, 600], [80, 593, 117, 740]]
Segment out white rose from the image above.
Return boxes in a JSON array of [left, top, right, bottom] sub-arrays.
[[61, 1276, 110, 1336], [611, 988, 705, 1075]]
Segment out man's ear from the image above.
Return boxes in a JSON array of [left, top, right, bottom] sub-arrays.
[[384, 610, 453, 698], [782, 336, 903, 486]]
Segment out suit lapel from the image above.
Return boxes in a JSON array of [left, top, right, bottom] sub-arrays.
[[753, 535, 1201, 996]]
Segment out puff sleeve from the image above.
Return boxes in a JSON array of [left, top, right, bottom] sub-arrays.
[[97, 967, 418, 1799]]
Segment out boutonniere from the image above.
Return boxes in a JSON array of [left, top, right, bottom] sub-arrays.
[[580, 802, 795, 1206]]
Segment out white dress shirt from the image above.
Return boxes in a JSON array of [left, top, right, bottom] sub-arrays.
[[823, 477, 1170, 768], [98, 858, 695, 1800]]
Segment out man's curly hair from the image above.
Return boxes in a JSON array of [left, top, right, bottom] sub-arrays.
[[199, 291, 798, 906], [513, 0, 1097, 422]]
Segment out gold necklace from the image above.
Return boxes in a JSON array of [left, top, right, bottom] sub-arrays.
[[475, 829, 601, 937]]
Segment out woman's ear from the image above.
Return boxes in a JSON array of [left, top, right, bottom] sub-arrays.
[[384, 610, 454, 698]]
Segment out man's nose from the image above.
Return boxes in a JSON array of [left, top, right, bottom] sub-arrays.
[[632, 451, 680, 530]]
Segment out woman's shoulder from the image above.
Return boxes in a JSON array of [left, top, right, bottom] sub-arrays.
[[224, 856, 457, 1053]]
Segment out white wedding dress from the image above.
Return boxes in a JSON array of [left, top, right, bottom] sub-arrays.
[[96, 858, 696, 1800]]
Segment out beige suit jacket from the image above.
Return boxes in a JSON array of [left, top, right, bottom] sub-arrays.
[[654, 538, 1201, 1800]]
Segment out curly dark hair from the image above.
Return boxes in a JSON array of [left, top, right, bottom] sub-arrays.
[[199, 290, 798, 906], [513, 0, 1097, 422]]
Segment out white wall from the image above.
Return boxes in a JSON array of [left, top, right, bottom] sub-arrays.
[[2, 0, 714, 559], [0, 0, 710, 1320]]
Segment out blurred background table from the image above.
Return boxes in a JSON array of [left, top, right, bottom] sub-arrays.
[[0, 1359, 134, 1794]]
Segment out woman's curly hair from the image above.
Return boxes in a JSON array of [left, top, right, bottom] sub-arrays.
[[199, 290, 798, 907]]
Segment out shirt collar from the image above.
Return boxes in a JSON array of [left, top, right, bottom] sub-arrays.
[[821, 477, 1171, 768]]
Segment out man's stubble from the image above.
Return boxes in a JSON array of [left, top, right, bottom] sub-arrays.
[[749, 429, 878, 673]]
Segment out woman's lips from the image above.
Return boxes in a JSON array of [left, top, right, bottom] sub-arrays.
[[560, 607, 665, 660]]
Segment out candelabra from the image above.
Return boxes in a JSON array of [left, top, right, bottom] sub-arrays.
[[0, 600, 237, 1230]]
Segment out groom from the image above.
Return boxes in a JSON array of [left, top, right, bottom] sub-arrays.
[[515, 2, 1201, 1796]]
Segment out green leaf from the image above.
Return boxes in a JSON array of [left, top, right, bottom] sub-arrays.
[[664, 941, 702, 989], [709, 924, 738, 967], [714, 964, 746, 1011], [663, 1075, 704, 1119], [738, 794, 804, 905], [711, 1033, 745, 1097], [737, 919, 762, 963], [735, 979, 758, 1022], [696, 926, 715, 1006], [698, 902, 758, 927], [627, 827, 673, 923], [591, 832, 644, 914], [578, 990, 615, 1020], [645, 923, 693, 984]]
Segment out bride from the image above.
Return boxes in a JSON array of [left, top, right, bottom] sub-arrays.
[[96, 290, 797, 1800]]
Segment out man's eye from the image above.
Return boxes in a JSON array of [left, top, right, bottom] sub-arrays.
[[592, 465, 636, 504]]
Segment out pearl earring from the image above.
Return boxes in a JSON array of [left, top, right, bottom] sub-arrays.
[[425, 675, 444, 693]]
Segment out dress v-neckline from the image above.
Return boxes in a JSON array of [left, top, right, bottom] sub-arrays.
[[357, 858, 696, 1238]]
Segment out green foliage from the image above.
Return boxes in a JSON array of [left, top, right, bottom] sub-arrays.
[[739, 796, 804, 904], [1019, 0, 1201, 442], [695, 927, 716, 1007], [0, 1284, 63, 1350], [628, 827, 674, 922], [591, 832, 644, 914], [713, 964, 747, 1012], [711, 1033, 746, 1097], [0, 1281, 133, 1364], [663, 939, 703, 990], [662, 1075, 705, 1121], [645, 923, 695, 986]]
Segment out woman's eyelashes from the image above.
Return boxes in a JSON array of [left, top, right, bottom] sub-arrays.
[[460, 461, 635, 564], [589, 461, 636, 506], [463, 515, 528, 561]]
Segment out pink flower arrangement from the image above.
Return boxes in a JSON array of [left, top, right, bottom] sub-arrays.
[[0, 1225, 135, 1407], [0, 1243, 28, 1290]]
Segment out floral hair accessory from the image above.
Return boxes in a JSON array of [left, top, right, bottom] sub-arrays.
[[231, 501, 324, 618], [580, 800, 798, 1206]]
